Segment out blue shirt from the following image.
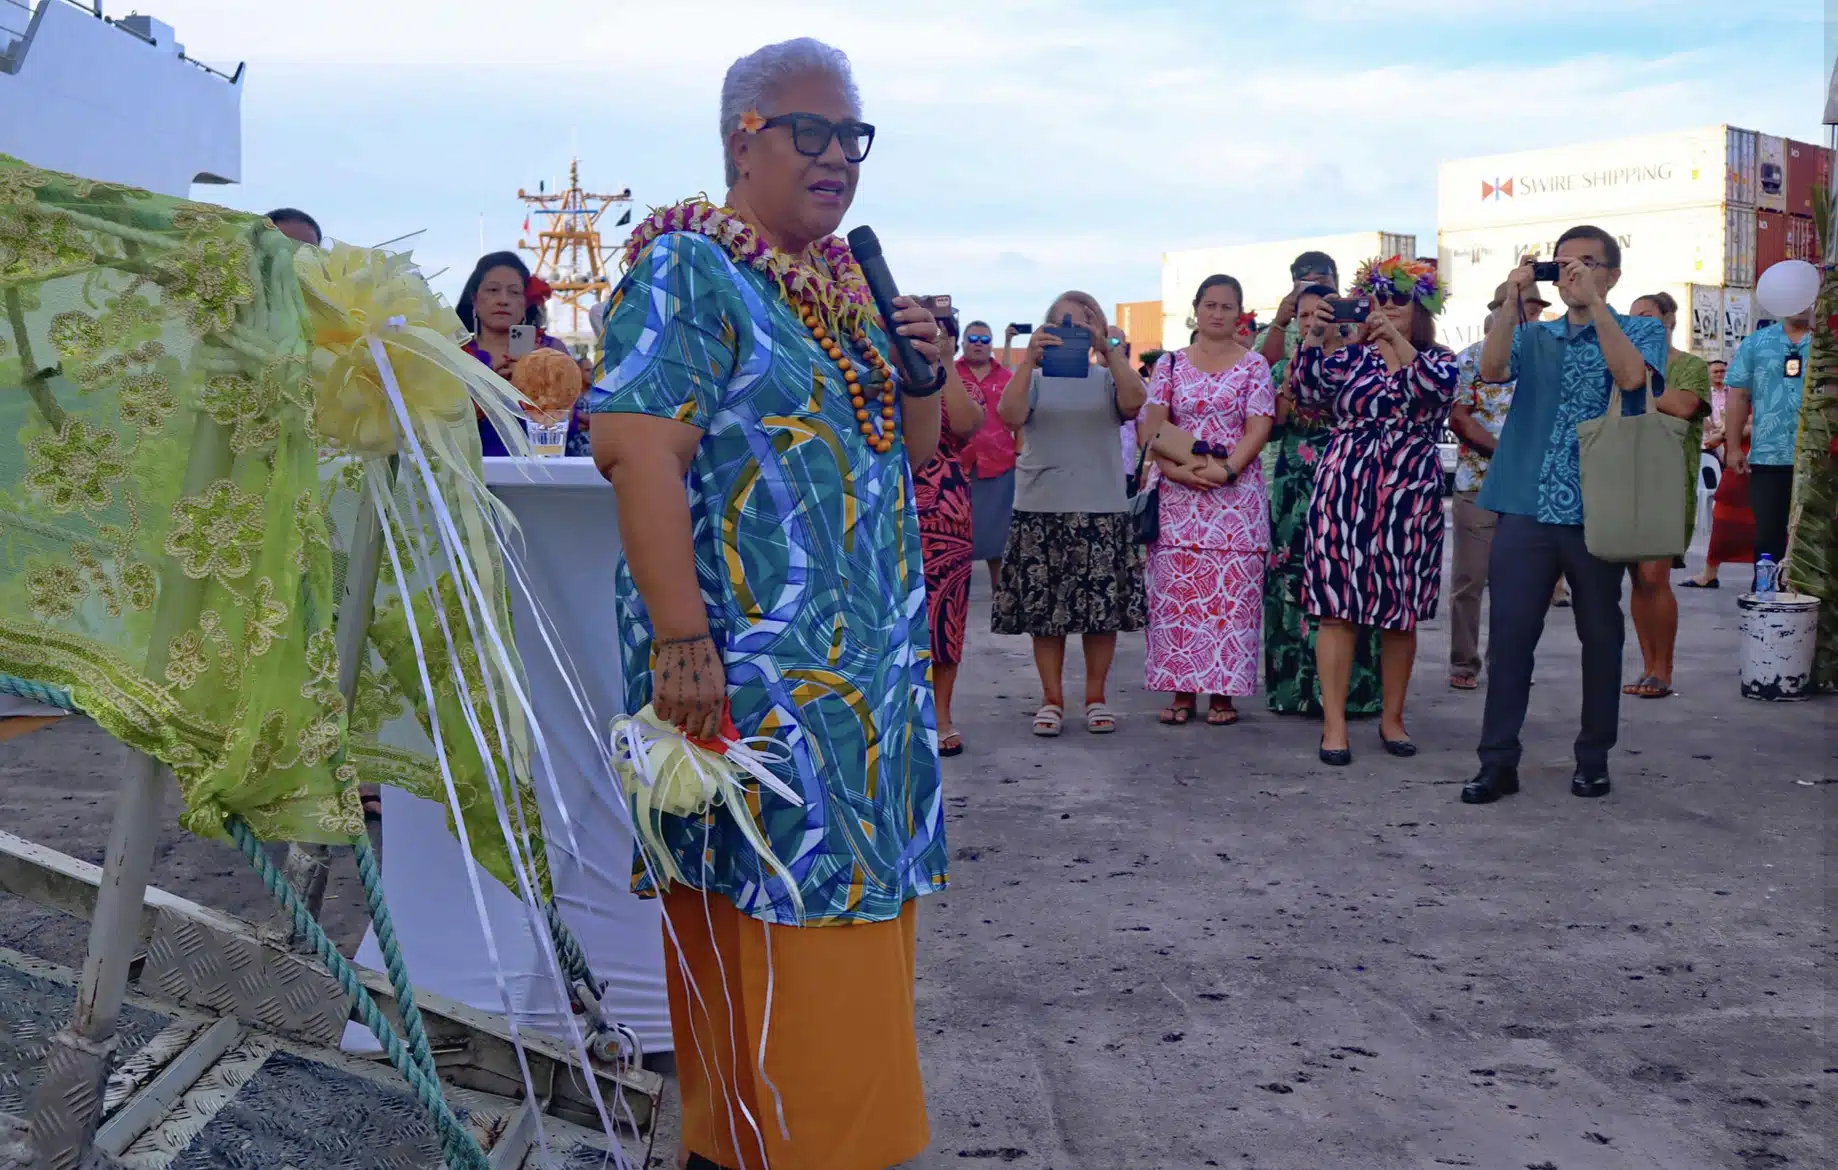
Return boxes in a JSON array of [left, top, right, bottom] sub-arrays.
[[1724, 323, 1809, 467], [1475, 310, 1669, 526]]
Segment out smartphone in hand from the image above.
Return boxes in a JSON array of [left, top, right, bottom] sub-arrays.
[[508, 324, 537, 358], [1009, 323, 1033, 336]]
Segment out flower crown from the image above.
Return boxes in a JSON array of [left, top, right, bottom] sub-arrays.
[[1353, 255, 1446, 316]]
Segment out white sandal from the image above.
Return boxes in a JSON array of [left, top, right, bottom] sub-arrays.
[[1085, 703, 1117, 734], [1032, 704, 1063, 737]]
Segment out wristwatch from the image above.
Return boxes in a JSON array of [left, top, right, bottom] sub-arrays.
[[905, 362, 948, 398]]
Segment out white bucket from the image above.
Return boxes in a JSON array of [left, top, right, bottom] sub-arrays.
[[1737, 591, 1821, 701]]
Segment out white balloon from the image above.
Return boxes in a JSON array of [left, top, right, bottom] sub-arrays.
[[1755, 259, 1820, 318]]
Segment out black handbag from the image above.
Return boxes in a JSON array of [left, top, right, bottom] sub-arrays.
[[1126, 353, 1170, 545]]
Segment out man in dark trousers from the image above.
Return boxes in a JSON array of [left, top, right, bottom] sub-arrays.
[[1460, 225, 1703, 804]]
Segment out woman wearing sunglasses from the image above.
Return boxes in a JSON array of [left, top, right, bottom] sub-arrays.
[[591, 37, 947, 1170], [1295, 257, 1459, 766]]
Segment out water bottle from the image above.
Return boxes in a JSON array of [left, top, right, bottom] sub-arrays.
[[1753, 554, 1777, 599]]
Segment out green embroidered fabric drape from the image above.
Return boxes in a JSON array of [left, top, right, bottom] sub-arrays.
[[0, 155, 546, 890]]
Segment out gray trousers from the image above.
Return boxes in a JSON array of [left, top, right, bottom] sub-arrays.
[[1449, 491, 1495, 678], [1478, 513, 1626, 774]]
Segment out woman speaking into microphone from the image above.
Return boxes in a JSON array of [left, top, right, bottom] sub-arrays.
[[590, 37, 948, 1170]]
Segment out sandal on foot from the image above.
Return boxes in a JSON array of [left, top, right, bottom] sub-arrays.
[[1623, 675, 1657, 696], [1449, 673, 1479, 691], [939, 731, 964, 757], [1204, 703, 1239, 726], [1635, 678, 1674, 699], [1159, 702, 1196, 726], [1032, 704, 1064, 737], [1085, 703, 1117, 734]]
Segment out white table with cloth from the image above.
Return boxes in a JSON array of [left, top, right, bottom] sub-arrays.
[[342, 456, 671, 1056]]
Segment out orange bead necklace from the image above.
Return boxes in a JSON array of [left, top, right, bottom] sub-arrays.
[[801, 308, 898, 454]]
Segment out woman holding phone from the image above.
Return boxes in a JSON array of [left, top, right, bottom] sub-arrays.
[[1295, 257, 1459, 765], [993, 291, 1148, 737], [458, 250, 591, 456]]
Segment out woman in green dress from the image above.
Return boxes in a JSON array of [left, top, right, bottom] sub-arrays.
[[1623, 292, 1712, 699], [1257, 287, 1383, 717]]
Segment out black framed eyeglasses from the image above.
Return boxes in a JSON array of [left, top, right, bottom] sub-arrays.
[[759, 113, 875, 163]]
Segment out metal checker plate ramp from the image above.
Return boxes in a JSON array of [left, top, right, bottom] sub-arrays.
[[0, 961, 172, 1118]]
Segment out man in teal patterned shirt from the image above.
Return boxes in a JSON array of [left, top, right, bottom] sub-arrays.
[[1723, 309, 1812, 564]]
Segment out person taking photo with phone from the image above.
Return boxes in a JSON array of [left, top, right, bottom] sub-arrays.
[[1460, 227, 1703, 806], [993, 291, 1147, 737], [957, 320, 1018, 590], [459, 250, 591, 456], [1295, 257, 1459, 766]]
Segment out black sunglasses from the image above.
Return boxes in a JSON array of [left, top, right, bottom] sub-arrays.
[[759, 113, 876, 163], [1371, 288, 1413, 307]]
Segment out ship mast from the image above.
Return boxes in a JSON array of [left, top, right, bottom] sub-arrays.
[[517, 159, 632, 347]]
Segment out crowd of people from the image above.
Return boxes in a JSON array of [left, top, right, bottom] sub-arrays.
[[265, 34, 1816, 1170]]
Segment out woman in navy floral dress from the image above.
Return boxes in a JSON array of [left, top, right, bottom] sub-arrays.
[[1294, 257, 1458, 766]]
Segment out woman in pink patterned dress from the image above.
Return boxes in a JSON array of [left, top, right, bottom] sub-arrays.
[[1140, 275, 1275, 725]]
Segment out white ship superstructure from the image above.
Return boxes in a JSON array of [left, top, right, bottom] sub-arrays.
[[0, 0, 241, 196]]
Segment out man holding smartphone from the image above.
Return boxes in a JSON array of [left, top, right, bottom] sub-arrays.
[[1461, 225, 1701, 806], [961, 319, 1018, 589]]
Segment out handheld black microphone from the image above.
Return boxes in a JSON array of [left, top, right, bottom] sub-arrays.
[[845, 225, 939, 396]]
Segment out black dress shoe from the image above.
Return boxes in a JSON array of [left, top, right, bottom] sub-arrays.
[[1571, 771, 1611, 798], [1380, 734, 1418, 758], [1319, 740, 1352, 767], [1460, 766, 1520, 804]]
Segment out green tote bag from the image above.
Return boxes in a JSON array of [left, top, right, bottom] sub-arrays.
[[1575, 378, 1691, 562]]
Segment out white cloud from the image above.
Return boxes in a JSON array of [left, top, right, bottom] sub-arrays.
[[133, 0, 1825, 337]]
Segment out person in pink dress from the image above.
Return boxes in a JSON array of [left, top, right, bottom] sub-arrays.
[[1139, 275, 1275, 725]]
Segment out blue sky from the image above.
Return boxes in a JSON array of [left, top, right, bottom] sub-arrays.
[[152, 0, 1830, 339]]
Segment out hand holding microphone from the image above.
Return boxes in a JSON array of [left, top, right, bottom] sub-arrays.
[[846, 226, 946, 396]]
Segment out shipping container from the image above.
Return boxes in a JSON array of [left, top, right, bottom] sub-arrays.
[[1757, 134, 1788, 212], [1688, 285, 1753, 361], [1725, 205, 1757, 288], [1160, 231, 1416, 346], [1437, 204, 1741, 350], [1114, 300, 1163, 351], [1727, 127, 1758, 208], [1784, 139, 1831, 217], [1785, 215, 1819, 263], [1439, 126, 1742, 233], [1755, 211, 1786, 276]]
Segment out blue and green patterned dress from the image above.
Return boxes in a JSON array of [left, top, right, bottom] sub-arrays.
[[592, 232, 949, 927]]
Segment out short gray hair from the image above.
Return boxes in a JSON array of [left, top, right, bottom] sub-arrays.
[[719, 38, 862, 188]]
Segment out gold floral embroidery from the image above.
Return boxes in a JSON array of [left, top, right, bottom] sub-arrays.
[[0, 204, 90, 279], [244, 578, 289, 657], [154, 231, 255, 335], [25, 561, 85, 621], [119, 372, 177, 430], [121, 563, 158, 611], [296, 716, 343, 768], [48, 311, 105, 365], [165, 631, 208, 689], [248, 711, 291, 779], [349, 659, 404, 735], [0, 164, 51, 205], [26, 419, 131, 514], [198, 371, 280, 453], [165, 480, 265, 582]]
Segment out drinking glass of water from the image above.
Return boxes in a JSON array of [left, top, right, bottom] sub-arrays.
[[529, 411, 569, 457]]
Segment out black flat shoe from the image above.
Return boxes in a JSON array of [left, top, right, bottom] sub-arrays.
[[1380, 734, 1418, 758], [1460, 766, 1520, 804], [1571, 771, 1611, 798], [1319, 740, 1352, 767], [1678, 578, 1720, 589]]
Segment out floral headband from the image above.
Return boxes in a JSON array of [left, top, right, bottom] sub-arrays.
[[1353, 255, 1446, 316]]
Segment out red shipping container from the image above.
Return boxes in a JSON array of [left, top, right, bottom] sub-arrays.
[[1784, 139, 1831, 217], [1755, 211, 1787, 278], [1785, 214, 1819, 262]]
